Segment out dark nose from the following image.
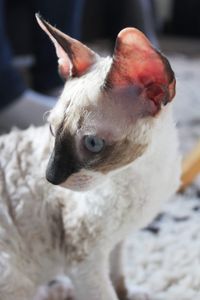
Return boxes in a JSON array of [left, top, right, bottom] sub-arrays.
[[46, 148, 79, 185]]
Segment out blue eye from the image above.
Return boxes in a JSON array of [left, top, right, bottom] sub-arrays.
[[84, 135, 105, 153]]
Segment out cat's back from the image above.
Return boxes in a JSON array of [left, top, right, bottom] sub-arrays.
[[0, 125, 51, 192], [0, 125, 53, 234], [0, 125, 50, 169]]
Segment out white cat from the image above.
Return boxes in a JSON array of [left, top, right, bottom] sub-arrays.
[[0, 14, 180, 300]]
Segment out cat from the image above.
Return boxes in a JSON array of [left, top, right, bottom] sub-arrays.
[[0, 14, 180, 300]]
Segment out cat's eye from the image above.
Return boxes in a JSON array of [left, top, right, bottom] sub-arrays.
[[84, 135, 105, 153]]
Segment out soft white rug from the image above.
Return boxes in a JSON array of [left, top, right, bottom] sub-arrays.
[[125, 56, 200, 300]]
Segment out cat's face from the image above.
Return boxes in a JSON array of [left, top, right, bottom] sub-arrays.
[[46, 59, 153, 191], [36, 14, 176, 191]]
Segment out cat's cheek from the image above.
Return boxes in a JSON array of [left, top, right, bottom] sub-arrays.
[[59, 170, 104, 191]]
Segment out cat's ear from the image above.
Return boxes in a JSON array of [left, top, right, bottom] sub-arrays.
[[104, 28, 176, 111], [35, 13, 97, 79]]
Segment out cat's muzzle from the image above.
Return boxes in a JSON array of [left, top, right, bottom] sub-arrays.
[[46, 147, 80, 185]]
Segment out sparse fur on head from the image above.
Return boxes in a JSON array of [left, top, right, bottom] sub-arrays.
[[0, 15, 180, 300]]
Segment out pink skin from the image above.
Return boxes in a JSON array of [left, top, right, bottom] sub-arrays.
[[106, 28, 175, 113]]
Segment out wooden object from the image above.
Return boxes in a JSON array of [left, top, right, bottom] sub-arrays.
[[180, 141, 200, 191]]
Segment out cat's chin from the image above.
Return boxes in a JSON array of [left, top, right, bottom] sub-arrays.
[[60, 183, 94, 192], [59, 170, 104, 192]]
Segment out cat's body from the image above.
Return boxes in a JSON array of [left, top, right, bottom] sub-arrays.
[[0, 16, 180, 300], [0, 106, 180, 300]]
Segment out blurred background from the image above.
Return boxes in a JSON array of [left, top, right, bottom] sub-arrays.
[[5, 0, 200, 55]]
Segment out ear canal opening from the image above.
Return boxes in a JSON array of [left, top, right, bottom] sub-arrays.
[[103, 27, 176, 107]]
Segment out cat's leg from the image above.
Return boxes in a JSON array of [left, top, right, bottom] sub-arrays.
[[110, 241, 128, 299], [70, 251, 119, 300], [110, 242, 152, 300]]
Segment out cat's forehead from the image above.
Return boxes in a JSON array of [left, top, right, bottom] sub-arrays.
[[48, 57, 112, 127], [48, 55, 155, 144], [66, 57, 112, 101]]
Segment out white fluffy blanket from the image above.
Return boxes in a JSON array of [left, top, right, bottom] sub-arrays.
[[125, 56, 200, 300]]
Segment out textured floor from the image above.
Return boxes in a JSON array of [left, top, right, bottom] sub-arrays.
[[124, 56, 200, 300]]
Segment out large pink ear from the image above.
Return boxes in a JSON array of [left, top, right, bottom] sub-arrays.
[[36, 13, 97, 79], [104, 28, 176, 111]]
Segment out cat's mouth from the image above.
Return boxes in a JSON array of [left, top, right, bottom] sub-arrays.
[[59, 171, 102, 191]]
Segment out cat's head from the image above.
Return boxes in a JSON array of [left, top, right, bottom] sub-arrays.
[[36, 14, 176, 192]]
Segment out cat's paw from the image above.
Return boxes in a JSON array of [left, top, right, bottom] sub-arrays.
[[34, 276, 74, 300]]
